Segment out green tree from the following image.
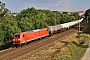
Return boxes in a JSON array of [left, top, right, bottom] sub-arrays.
[[71, 12, 79, 20], [0, 25, 4, 45], [1, 15, 21, 43], [0, 1, 9, 22], [0, 1, 10, 45], [85, 8, 90, 20]]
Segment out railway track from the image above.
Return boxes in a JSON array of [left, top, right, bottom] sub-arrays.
[[0, 28, 77, 60]]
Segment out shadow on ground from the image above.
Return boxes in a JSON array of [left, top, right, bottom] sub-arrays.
[[72, 41, 89, 48], [0, 42, 13, 51], [79, 44, 89, 48]]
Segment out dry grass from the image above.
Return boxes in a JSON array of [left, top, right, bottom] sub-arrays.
[[60, 47, 69, 55]]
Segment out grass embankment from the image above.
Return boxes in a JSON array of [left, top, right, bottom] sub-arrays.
[[50, 34, 90, 60]]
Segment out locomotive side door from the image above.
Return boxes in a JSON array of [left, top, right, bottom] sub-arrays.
[[22, 34, 25, 43]]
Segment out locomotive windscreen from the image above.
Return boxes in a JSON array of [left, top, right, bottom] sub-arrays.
[[14, 34, 20, 38]]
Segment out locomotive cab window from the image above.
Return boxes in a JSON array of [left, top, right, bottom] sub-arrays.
[[23, 35, 24, 37], [14, 34, 20, 38]]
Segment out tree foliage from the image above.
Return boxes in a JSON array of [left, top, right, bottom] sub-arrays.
[[85, 8, 90, 20], [17, 7, 79, 31], [0, 1, 21, 45]]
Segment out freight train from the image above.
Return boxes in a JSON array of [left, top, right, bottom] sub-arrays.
[[13, 18, 83, 46]]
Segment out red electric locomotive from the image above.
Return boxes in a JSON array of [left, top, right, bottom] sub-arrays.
[[13, 28, 49, 46]]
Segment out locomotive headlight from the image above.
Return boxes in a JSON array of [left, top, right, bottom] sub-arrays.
[[13, 39, 15, 41], [18, 39, 20, 41]]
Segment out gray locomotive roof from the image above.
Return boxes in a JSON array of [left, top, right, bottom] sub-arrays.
[[25, 28, 47, 33]]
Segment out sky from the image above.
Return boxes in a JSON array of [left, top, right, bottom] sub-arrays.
[[0, 0, 90, 13]]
